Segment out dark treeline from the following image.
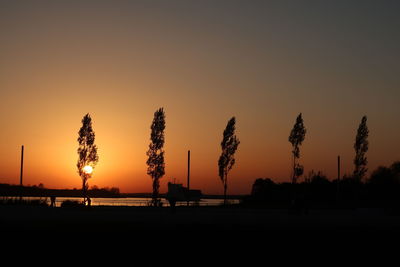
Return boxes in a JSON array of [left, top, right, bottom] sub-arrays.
[[244, 161, 400, 209], [0, 184, 121, 198]]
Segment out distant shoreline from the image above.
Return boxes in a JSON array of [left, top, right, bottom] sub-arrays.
[[0, 183, 244, 199]]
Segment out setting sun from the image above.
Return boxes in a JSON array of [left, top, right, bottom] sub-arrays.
[[0, 0, 399, 250], [0, 1, 399, 196], [83, 165, 93, 174]]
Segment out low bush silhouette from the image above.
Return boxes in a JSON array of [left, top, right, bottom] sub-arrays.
[[61, 200, 84, 208]]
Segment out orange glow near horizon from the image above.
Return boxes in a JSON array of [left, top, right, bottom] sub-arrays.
[[0, 108, 398, 195]]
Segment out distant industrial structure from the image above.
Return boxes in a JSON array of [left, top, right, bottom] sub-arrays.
[[166, 182, 202, 205], [166, 150, 202, 206]]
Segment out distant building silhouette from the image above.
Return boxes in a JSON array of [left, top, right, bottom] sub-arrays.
[[166, 182, 202, 207]]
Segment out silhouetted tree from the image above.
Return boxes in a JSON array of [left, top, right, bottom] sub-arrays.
[[306, 171, 334, 203], [77, 113, 99, 205], [146, 108, 166, 207], [368, 161, 400, 202], [390, 161, 400, 175], [288, 113, 306, 184], [305, 170, 328, 184], [218, 117, 240, 205], [369, 166, 393, 185], [251, 178, 276, 202], [353, 116, 369, 181]]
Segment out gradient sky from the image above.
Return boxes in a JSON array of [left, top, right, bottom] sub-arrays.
[[0, 0, 399, 194]]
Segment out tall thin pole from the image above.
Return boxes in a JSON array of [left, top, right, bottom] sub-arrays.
[[19, 145, 24, 200], [187, 150, 190, 190], [187, 150, 190, 206]]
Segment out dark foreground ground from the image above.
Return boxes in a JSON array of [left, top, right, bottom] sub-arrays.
[[1, 205, 399, 263]]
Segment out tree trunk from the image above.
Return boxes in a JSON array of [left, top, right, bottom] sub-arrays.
[[291, 153, 297, 210], [82, 177, 87, 205], [292, 153, 296, 184], [223, 172, 228, 205], [152, 177, 159, 207]]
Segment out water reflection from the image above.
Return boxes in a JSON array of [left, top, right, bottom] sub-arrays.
[[8, 196, 239, 207]]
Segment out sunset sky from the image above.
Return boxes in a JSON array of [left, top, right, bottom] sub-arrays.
[[0, 1, 399, 195]]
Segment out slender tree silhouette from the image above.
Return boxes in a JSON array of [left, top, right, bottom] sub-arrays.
[[77, 113, 99, 205], [354, 115, 369, 181], [146, 108, 166, 207], [289, 113, 306, 184], [218, 117, 240, 205]]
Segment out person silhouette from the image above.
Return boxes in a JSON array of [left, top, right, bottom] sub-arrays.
[[50, 196, 56, 207]]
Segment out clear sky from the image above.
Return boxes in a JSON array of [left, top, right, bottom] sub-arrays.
[[0, 0, 399, 194]]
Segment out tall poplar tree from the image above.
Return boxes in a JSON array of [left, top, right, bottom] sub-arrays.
[[288, 113, 306, 184], [354, 116, 369, 181], [218, 117, 240, 205], [146, 108, 166, 207], [77, 113, 99, 205]]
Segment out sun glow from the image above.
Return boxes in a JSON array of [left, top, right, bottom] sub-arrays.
[[83, 165, 93, 174]]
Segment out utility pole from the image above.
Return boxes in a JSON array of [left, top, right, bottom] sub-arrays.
[[19, 145, 24, 201], [187, 150, 190, 190], [187, 150, 190, 206]]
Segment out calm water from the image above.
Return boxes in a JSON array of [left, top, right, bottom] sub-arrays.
[[12, 196, 240, 207]]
